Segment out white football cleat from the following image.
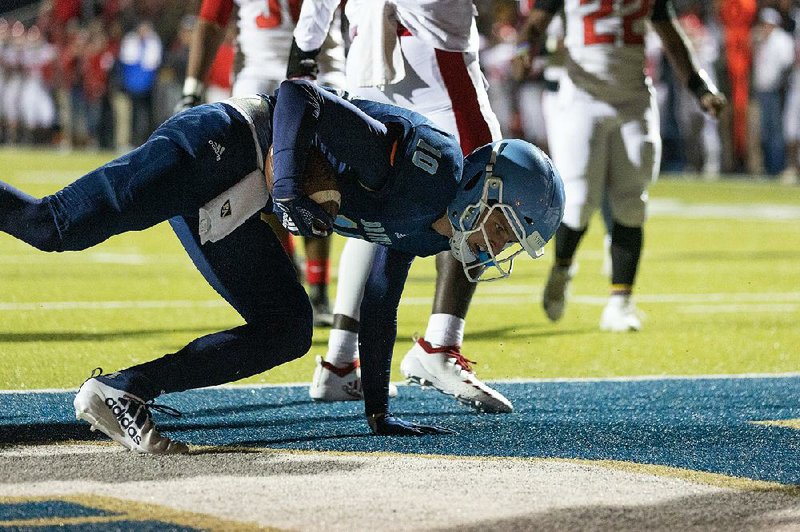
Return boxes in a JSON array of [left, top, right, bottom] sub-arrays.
[[599, 294, 643, 332], [309, 356, 397, 401], [542, 264, 576, 322], [309, 356, 362, 401], [74, 375, 188, 454], [400, 337, 513, 414]]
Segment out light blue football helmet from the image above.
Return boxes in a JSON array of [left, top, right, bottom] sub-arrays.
[[447, 139, 565, 282]]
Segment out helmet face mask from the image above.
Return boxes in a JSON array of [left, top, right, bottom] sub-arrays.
[[448, 140, 565, 283], [450, 185, 529, 282]]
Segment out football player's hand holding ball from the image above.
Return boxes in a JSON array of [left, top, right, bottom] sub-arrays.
[[273, 196, 334, 238], [266, 146, 340, 238]]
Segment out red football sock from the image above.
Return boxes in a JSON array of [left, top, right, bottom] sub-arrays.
[[306, 258, 329, 286]]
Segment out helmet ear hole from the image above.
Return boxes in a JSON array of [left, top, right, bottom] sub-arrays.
[[524, 216, 533, 225], [463, 171, 482, 192]]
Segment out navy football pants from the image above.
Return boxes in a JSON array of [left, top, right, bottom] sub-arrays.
[[0, 103, 312, 400]]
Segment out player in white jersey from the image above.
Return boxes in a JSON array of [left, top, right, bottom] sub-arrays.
[[178, 0, 346, 327], [516, 0, 725, 331], [20, 25, 56, 144], [0, 18, 8, 143], [2, 21, 27, 146], [292, 0, 515, 414]]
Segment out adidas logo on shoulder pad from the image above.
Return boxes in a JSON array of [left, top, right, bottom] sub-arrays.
[[209, 140, 226, 161]]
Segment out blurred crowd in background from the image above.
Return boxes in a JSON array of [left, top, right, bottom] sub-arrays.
[[0, 0, 798, 182]]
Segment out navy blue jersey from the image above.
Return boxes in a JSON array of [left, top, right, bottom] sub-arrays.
[[267, 81, 463, 258], [330, 99, 460, 257]]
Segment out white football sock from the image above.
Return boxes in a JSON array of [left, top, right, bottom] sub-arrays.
[[325, 328, 359, 366], [424, 313, 465, 347]]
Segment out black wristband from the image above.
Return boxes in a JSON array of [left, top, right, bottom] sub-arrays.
[[688, 69, 718, 101], [286, 38, 321, 79]]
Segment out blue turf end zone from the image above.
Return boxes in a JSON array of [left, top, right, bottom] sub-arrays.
[[2, 377, 799, 485]]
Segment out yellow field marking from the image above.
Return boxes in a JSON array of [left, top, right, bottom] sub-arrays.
[[0, 516, 139, 528], [0, 494, 279, 531], [751, 419, 800, 430], [565, 459, 800, 493]]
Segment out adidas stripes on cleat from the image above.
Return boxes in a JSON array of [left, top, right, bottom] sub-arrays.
[[74, 373, 188, 454], [309, 356, 398, 401]]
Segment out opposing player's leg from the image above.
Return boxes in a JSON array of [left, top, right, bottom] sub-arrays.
[[305, 235, 334, 327], [399, 252, 512, 413], [382, 40, 511, 412], [75, 212, 313, 453], [310, 237, 377, 401], [543, 78, 608, 322], [601, 93, 661, 332]]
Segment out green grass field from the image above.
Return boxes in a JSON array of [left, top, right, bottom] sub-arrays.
[[1, 147, 798, 390]]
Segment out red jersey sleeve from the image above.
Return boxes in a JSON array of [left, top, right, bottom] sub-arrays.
[[199, 0, 235, 26]]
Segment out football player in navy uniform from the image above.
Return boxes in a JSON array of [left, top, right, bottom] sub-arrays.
[[0, 80, 565, 454]]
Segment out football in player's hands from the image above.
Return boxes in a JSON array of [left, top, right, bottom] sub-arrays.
[[265, 146, 340, 220]]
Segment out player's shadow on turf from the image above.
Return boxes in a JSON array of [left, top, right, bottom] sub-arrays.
[[233, 432, 375, 447], [0, 423, 106, 445], [466, 325, 591, 341], [167, 413, 367, 433], [0, 327, 221, 343], [0, 415, 371, 446], [189, 400, 323, 417]]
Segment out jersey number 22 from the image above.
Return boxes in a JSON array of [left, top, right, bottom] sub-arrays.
[[581, 0, 652, 46]]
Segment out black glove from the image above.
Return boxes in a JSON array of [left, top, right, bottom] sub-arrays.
[[368, 413, 457, 436], [174, 77, 204, 114], [273, 196, 334, 237], [174, 92, 202, 114], [286, 38, 320, 80]]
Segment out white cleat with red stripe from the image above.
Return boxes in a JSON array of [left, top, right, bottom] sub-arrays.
[[309, 356, 398, 401], [400, 337, 513, 414], [309, 356, 363, 401]]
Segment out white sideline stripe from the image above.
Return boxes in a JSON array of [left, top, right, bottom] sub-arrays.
[[682, 304, 798, 313], [5, 372, 800, 395], [0, 300, 228, 311], [648, 198, 800, 220], [2, 292, 800, 311], [477, 287, 800, 303], [0, 253, 189, 265]]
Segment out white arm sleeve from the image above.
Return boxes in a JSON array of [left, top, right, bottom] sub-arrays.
[[294, 0, 341, 52]]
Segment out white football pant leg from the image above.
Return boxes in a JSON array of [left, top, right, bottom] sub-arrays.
[[231, 75, 281, 99], [548, 77, 610, 229], [332, 238, 377, 321], [607, 91, 661, 228]]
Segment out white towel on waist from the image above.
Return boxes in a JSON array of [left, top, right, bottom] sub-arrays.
[[198, 170, 270, 244]]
